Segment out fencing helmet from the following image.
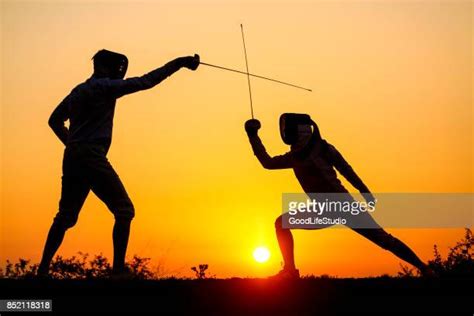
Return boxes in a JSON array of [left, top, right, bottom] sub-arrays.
[[279, 113, 321, 145], [92, 49, 128, 79]]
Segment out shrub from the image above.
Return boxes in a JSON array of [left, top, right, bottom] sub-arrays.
[[399, 228, 473, 278], [427, 228, 473, 278], [0, 253, 154, 280], [191, 264, 211, 279]]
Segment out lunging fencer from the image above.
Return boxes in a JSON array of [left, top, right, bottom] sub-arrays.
[[244, 114, 433, 279]]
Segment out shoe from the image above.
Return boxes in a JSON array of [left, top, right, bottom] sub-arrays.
[[419, 265, 437, 278], [109, 267, 135, 280], [268, 268, 300, 280], [33, 267, 53, 280], [35, 269, 52, 280]]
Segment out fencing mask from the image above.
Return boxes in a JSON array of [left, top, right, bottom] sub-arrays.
[[279, 113, 320, 145], [92, 49, 128, 79]]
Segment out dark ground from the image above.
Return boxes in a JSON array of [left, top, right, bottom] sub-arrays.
[[1, 277, 472, 315]]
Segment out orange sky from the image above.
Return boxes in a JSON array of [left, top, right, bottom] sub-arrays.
[[1, 0, 472, 278]]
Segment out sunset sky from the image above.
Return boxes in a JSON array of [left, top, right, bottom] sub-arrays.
[[1, 0, 472, 278]]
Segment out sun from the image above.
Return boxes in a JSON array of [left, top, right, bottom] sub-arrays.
[[253, 246, 270, 263]]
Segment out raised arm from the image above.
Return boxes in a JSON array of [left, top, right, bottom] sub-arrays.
[[48, 94, 71, 146], [100, 55, 200, 99], [327, 144, 374, 201], [245, 119, 293, 170]]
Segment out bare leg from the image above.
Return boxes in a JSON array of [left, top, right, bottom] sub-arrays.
[[85, 149, 135, 275], [38, 160, 89, 276], [353, 227, 427, 271], [112, 218, 131, 273], [275, 216, 296, 270], [38, 222, 68, 275]]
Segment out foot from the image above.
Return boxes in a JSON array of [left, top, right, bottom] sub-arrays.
[[35, 270, 52, 280], [419, 265, 437, 278], [268, 268, 300, 280], [109, 267, 134, 280]]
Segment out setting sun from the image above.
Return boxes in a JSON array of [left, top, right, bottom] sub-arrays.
[[253, 247, 270, 263]]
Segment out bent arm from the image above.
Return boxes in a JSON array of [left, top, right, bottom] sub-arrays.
[[248, 135, 293, 169], [102, 57, 190, 98], [48, 95, 70, 146]]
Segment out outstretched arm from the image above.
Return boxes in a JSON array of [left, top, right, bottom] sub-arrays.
[[327, 144, 375, 201], [100, 55, 200, 98], [245, 119, 293, 170], [48, 95, 71, 146]]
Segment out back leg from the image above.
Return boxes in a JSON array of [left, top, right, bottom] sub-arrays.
[[353, 227, 427, 272]]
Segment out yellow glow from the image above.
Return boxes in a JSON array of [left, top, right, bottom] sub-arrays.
[[253, 247, 270, 263]]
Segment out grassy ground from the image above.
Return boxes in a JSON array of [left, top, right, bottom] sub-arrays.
[[1, 277, 472, 315]]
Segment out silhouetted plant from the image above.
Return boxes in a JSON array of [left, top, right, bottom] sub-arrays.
[[301, 274, 336, 279], [1, 259, 38, 279], [84, 253, 112, 278], [49, 254, 88, 279], [427, 228, 473, 278], [397, 263, 416, 278], [191, 264, 209, 279], [127, 255, 154, 280], [399, 228, 473, 278], [0, 252, 154, 280]]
